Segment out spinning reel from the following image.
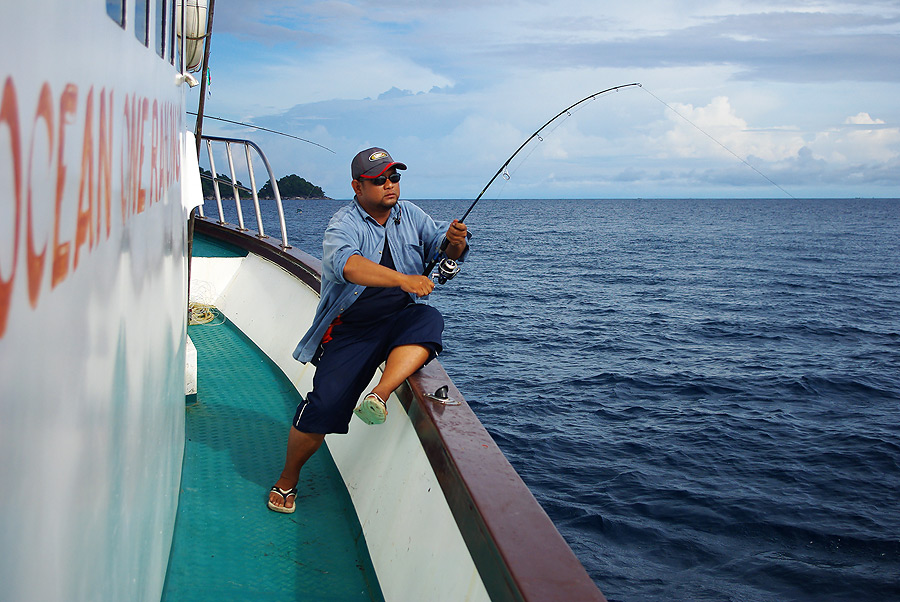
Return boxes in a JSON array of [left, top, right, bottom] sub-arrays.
[[431, 258, 460, 285]]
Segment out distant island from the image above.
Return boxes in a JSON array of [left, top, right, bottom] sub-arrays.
[[200, 169, 331, 200]]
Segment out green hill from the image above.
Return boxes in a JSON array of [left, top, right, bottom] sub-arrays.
[[199, 169, 329, 200], [259, 174, 328, 199]]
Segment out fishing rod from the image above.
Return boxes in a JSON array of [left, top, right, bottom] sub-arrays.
[[424, 82, 642, 283], [187, 111, 336, 154]]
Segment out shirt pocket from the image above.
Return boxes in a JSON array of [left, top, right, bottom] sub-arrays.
[[402, 242, 425, 270]]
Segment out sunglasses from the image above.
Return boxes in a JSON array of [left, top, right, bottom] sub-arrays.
[[362, 173, 401, 186]]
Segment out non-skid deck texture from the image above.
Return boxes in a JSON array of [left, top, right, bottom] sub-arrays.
[[162, 313, 383, 601], [191, 231, 248, 257]]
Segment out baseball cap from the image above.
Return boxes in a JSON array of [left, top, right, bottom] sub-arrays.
[[351, 147, 407, 180]]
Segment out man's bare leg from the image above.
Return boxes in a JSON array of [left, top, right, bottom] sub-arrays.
[[271, 345, 428, 507], [268, 428, 325, 511], [370, 344, 430, 402]]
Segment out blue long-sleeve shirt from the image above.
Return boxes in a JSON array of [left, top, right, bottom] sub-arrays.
[[292, 199, 468, 363]]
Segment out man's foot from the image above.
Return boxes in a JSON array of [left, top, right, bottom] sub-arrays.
[[267, 483, 297, 513], [354, 392, 388, 425]]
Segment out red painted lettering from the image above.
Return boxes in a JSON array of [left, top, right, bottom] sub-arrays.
[[1, 78, 22, 337], [121, 94, 132, 222], [98, 89, 112, 240], [136, 97, 148, 214], [26, 83, 53, 308], [52, 83, 77, 289], [3, 79, 187, 333], [150, 99, 158, 207], [74, 87, 94, 269]]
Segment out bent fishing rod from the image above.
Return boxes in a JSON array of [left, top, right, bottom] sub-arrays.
[[424, 82, 642, 283]]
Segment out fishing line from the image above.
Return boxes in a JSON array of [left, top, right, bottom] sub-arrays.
[[639, 86, 796, 200], [424, 82, 643, 280], [187, 111, 336, 153]]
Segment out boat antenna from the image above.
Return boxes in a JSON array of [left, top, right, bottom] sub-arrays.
[[187, 112, 336, 154], [192, 0, 216, 157], [423, 82, 642, 280]]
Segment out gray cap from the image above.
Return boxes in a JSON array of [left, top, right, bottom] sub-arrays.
[[351, 147, 407, 180]]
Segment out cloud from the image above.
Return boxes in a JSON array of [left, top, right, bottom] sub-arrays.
[[658, 96, 804, 162], [845, 112, 885, 125], [190, 1, 900, 198], [423, 7, 900, 84], [210, 2, 900, 86], [811, 112, 900, 163], [205, 87, 900, 199]]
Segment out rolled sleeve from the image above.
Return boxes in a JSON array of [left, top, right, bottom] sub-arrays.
[[322, 218, 361, 284]]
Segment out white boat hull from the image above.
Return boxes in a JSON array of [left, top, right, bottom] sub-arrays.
[[1, 2, 198, 599]]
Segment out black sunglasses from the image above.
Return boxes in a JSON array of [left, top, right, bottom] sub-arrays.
[[362, 173, 401, 186]]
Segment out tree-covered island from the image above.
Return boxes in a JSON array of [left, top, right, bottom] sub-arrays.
[[200, 169, 331, 200]]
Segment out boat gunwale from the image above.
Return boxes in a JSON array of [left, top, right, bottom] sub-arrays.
[[193, 217, 606, 602]]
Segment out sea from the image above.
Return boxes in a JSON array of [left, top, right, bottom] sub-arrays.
[[255, 197, 899, 602]]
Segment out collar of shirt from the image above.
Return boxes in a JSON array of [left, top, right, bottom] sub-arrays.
[[352, 195, 401, 227]]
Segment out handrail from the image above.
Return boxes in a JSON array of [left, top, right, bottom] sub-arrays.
[[198, 134, 291, 249]]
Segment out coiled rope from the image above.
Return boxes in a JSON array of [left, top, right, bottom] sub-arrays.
[[188, 302, 223, 325]]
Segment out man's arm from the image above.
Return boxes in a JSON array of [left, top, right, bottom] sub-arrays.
[[343, 254, 435, 297]]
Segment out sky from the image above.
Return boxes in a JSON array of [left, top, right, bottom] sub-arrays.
[[188, 1, 900, 200]]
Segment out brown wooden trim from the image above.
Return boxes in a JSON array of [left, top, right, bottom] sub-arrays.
[[402, 365, 606, 602], [193, 220, 606, 602]]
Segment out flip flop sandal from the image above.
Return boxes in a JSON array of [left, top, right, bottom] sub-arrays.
[[267, 486, 297, 514], [354, 392, 388, 425]]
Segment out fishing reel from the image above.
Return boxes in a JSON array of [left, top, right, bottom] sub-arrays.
[[431, 258, 460, 285]]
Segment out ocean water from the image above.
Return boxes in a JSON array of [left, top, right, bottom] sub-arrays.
[[250, 197, 900, 601]]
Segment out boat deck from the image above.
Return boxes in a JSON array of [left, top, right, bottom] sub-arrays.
[[161, 306, 383, 600]]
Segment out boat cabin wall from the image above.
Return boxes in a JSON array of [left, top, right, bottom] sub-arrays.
[[1, 2, 197, 600]]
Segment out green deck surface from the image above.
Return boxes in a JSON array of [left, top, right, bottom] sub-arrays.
[[162, 312, 383, 601], [191, 233, 248, 258]]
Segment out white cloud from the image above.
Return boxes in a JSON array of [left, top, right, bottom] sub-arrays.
[[844, 112, 885, 125], [191, 1, 900, 198], [660, 96, 804, 162], [811, 113, 900, 163], [265, 50, 454, 104]]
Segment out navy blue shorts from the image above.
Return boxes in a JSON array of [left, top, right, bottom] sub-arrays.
[[293, 304, 444, 434]]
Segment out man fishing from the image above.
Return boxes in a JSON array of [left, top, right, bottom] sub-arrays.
[[268, 147, 469, 513]]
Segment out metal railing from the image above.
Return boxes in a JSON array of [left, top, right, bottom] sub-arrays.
[[199, 135, 291, 248]]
